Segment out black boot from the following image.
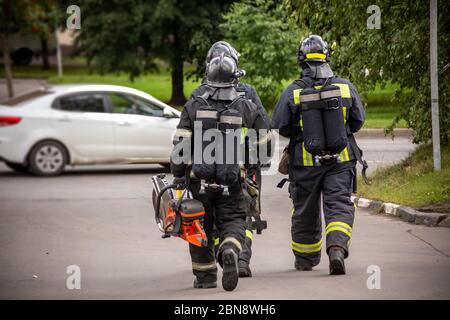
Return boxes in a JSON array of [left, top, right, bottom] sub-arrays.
[[193, 279, 217, 289], [329, 247, 346, 275], [295, 261, 313, 271], [221, 249, 239, 291], [238, 260, 252, 278]]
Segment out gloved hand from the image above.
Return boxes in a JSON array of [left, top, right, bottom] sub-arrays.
[[173, 176, 186, 186]]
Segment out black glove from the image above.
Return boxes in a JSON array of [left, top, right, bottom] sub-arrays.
[[173, 176, 186, 185]]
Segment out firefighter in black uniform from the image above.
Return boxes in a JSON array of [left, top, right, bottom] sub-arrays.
[[272, 35, 366, 274], [189, 41, 271, 278], [170, 53, 271, 291]]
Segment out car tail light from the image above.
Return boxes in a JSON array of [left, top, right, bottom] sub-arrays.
[[0, 116, 22, 126]]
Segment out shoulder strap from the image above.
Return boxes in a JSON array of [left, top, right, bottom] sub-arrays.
[[294, 78, 312, 89], [193, 91, 211, 107]]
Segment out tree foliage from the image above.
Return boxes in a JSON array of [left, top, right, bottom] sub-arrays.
[[286, 0, 450, 144], [221, 0, 302, 108], [221, 0, 449, 144], [77, 0, 232, 105]]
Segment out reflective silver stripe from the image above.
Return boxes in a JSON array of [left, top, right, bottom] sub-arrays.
[[192, 261, 217, 271], [218, 236, 242, 252], [196, 110, 218, 118], [257, 131, 272, 145], [320, 89, 342, 99], [300, 93, 320, 102], [174, 129, 192, 138], [220, 115, 242, 125]]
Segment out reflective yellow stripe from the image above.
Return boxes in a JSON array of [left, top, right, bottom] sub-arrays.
[[344, 147, 349, 161], [326, 226, 352, 238], [339, 150, 345, 161], [214, 237, 219, 246], [326, 221, 352, 237], [326, 221, 353, 231], [293, 89, 301, 105], [257, 130, 272, 145], [301, 142, 314, 166], [219, 236, 242, 252], [291, 208, 295, 217], [339, 147, 349, 162], [291, 239, 322, 253], [241, 127, 248, 144], [174, 128, 192, 138], [245, 229, 253, 240], [342, 106, 347, 122], [333, 83, 351, 98], [306, 53, 326, 60], [300, 142, 314, 166], [192, 261, 217, 271]]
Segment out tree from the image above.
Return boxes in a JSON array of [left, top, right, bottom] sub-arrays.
[[1, 0, 58, 98], [78, 0, 233, 105], [286, 0, 450, 144], [0, 0, 20, 98], [221, 0, 449, 144], [221, 0, 302, 108]]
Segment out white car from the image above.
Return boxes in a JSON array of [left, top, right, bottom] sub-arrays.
[[0, 84, 181, 176]]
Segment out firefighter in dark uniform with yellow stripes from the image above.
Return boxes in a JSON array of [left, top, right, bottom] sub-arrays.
[[171, 52, 271, 291], [190, 41, 271, 278], [272, 35, 366, 274]]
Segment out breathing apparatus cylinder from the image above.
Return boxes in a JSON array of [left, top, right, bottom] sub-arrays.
[[321, 85, 348, 154], [192, 105, 219, 180], [300, 88, 326, 155], [216, 107, 243, 186], [299, 84, 348, 158]]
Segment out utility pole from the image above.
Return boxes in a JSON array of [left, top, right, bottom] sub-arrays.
[[430, 0, 441, 171], [55, 27, 63, 78]]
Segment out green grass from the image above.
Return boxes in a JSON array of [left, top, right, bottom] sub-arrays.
[[1, 64, 201, 105], [2, 64, 406, 127], [357, 144, 450, 213], [48, 72, 200, 105], [363, 84, 407, 129]]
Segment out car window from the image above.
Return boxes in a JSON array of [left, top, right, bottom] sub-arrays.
[[109, 93, 164, 117], [58, 94, 106, 112]]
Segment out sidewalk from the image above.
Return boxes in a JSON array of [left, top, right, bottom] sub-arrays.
[[0, 78, 48, 102]]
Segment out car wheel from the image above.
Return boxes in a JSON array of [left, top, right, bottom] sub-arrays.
[[5, 162, 29, 173], [29, 141, 68, 176], [11, 48, 33, 66]]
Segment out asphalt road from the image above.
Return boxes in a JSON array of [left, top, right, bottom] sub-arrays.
[[1, 134, 449, 299]]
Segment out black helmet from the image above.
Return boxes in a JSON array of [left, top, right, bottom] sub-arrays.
[[205, 53, 241, 88], [205, 41, 240, 65], [297, 35, 331, 65]]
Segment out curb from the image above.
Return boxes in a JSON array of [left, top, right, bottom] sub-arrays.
[[351, 196, 449, 227], [354, 128, 413, 139]]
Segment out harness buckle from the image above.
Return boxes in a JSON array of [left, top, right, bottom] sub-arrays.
[[314, 153, 341, 165]]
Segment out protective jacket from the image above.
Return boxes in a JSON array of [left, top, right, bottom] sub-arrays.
[[171, 86, 271, 179], [190, 82, 271, 128], [272, 72, 365, 168], [272, 68, 365, 267]]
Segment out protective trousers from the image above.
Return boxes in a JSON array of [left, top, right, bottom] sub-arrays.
[[188, 181, 247, 283], [289, 160, 356, 267], [213, 221, 253, 262]]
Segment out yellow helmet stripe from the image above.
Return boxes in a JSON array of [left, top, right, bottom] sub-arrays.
[[306, 53, 327, 60]]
